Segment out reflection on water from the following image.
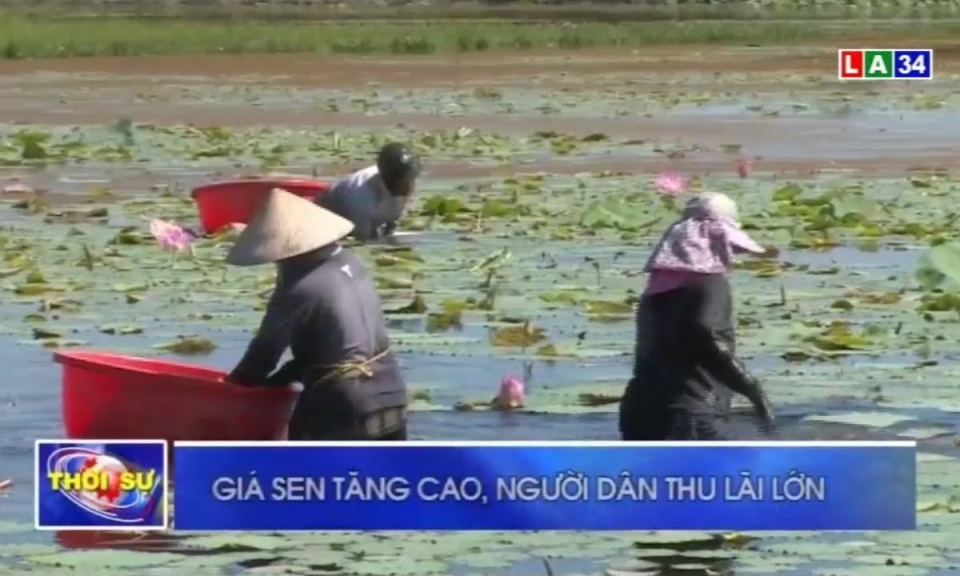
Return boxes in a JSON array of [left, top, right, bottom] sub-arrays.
[[56, 529, 186, 552], [631, 533, 743, 576], [51, 524, 744, 575]]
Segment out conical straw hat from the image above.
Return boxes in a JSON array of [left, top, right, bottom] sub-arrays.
[[226, 188, 355, 266]]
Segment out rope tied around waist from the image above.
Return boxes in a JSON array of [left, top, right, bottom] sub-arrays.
[[312, 347, 393, 384]]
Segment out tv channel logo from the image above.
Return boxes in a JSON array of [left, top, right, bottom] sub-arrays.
[[35, 440, 168, 530]]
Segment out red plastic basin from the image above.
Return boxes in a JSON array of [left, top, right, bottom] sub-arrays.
[[54, 350, 300, 443], [191, 178, 331, 234]]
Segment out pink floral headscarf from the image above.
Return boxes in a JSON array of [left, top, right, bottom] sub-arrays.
[[644, 192, 766, 295]]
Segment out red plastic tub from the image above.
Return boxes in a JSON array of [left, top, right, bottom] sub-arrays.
[[191, 177, 332, 234], [54, 350, 300, 443]]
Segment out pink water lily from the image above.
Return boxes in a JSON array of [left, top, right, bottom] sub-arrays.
[[149, 219, 196, 254], [737, 158, 752, 178], [1, 178, 32, 194], [654, 172, 688, 196], [494, 375, 525, 410]]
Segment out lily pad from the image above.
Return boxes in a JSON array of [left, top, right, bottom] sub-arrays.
[[99, 324, 144, 335], [387, 295, 428, 314], [26, 549, 185, 568], [490, 322, 547, 347], [181, 533, 292, 551], [155, 336, 217, 355], [802, 412, 914, 428], [897, 427, 953, 440], [15, 283, 63, 295], [584, 300, 633, 315]]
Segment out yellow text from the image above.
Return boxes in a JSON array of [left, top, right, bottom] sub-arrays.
[[48, 470, 156, 493]]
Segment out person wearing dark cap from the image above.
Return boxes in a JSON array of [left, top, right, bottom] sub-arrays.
[[315, 142, 422, 242]]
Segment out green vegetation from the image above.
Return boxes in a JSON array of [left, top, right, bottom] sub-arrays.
[[7, 0, 960, 22], [3, 12, 960, 58]]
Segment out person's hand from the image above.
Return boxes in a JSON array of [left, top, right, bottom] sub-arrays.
[[754, 404, 777, 437]]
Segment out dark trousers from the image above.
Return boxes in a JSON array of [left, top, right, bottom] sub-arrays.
[[620, 408, 727, 441], [290, 407, 408, 441], [376, 427, 408, 441], [290, 425, 408, 441]]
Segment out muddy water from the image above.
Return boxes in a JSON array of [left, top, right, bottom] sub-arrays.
[[2, 45, 960, 573]]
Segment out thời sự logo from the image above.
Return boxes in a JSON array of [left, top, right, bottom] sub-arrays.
[[35, 440, 168, 530]]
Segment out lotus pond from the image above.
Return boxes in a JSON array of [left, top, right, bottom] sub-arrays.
[[2, 45, 960, 575]]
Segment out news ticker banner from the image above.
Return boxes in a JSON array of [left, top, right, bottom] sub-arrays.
[[838, 49, 933, 80], [36, 440, 916, 531], [34, 440, 167, 531], [173, 441, 915, 531]]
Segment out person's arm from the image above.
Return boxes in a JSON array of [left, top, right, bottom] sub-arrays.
[[340, 185, 381, 242], [379, 194, 410, 239], [687, 281, 775, 427], [227, 290, 306, 387]]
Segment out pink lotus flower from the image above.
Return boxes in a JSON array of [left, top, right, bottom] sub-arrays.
[[654, 172, 687, 196], [494, 375, 525, 410], [737, 158, 752, 178], [1, 178, 32, 194], [149, 219, 196, 254]]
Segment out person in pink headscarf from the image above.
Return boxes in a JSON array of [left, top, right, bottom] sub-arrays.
[[619, 192, 775, 441]]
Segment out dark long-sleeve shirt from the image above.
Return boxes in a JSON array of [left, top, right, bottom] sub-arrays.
[[622, 274, 771, 418], [228, 243, 407, 438], [314, 165, 406, 242]]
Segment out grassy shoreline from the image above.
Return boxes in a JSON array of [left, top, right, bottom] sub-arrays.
[[3, 13, 960, 58], [5, 0, 960, 22]]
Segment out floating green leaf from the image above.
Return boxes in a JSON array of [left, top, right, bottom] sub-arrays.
[[539, 289, 585, 305], [25, 269, 46, 284], [490, 322, 547, 347], [99, 324, 144, 335], [156, 336, 217, 355], [421, 195, 467, 217], [578, 392, 621, 406], [918, 242, 960, 289], [772, 183, 802, 202], [580, 199, 659, 231], [110, 232, 144, 246], [15, 283, 62, 295], [0, 267, 25, 278], [387, 295, 428, 314], [376, 276, 414, 290], [470, 248, 511, 272], [425, 300, 467, 332], [584, 300, 633, 315], [32, 327, 60, 339], [112, 282, 148, 293], [804, 321, 874, 351]]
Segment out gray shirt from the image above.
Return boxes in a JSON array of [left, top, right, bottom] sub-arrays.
[[315, 165, 408, 241]]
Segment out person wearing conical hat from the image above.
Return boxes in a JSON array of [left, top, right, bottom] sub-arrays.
[[315, 142, 422, 242], [226, 189, 409, 441], [619, 192, 775, 441]]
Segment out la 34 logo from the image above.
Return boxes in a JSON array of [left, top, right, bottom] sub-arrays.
[[838, 49, 932, 79]]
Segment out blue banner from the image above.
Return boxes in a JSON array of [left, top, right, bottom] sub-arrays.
[[172, 441, 915, 531], [35, 440, 168, 531]]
